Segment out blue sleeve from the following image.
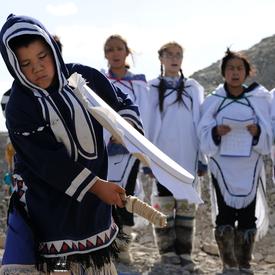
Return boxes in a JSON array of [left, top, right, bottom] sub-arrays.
[[6, 86, 98, 202], [9, 126, 98, 201], [67, 63, 144, 134]]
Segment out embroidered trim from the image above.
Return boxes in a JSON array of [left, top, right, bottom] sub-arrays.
[[13, 124, 50, 136], [39, 222, 118, 257], [76, 176, 98, 202]]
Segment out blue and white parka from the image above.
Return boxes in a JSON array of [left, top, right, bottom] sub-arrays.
[[0, 14, 143, 263], [101, 69, 150, 194]]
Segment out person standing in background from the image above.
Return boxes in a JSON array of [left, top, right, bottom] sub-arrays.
[[198, 49, 272, 275], [147, 41, 207, 271], [102, 34, 150, 264]]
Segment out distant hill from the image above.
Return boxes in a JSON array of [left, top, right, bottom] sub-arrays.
[[190, 34, 275, 95]]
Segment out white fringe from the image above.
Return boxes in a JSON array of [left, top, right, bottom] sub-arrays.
[[255, 168, 269, 240], [70, 261, 117, 275], [209, 167, 269, 242]]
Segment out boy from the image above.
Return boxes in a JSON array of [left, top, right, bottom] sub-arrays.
[[0, 14, 143, 274]]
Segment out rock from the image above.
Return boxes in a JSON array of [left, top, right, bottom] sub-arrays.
[[265, 255, 275, 263], [268, 246, 275, 254], [0, 234, 5, 249], [201, 242, 219, 256], [253, 252, 264, 261]]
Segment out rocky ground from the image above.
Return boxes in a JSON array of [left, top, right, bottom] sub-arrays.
[[0, 161, 275, 275], [116, 161, 275, 275]]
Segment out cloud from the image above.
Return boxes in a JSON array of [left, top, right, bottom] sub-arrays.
[[46, 2, 78, 16]]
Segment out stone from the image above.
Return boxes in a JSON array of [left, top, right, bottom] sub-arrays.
[[0, 235, 5, 249], [201, 242, 219, 256], [265, 255, 275, 263]]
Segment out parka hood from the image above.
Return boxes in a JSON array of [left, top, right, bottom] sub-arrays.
[[0, 14, 69, 96]]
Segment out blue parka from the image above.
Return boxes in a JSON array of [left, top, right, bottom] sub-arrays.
[[0, 14, 143, 262]]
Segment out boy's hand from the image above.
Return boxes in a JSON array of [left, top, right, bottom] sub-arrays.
[[89, 179, 126, 208]]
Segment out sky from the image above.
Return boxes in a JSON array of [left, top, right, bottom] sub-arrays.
[[0, 0, 275, 131]]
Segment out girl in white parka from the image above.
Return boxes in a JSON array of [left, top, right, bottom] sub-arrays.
[[148, 42, 207, 270], [198, 49, 272, 275], [102, 35, 150, 263]]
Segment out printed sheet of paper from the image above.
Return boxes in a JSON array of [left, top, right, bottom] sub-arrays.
[[220, 117, 255, 157]]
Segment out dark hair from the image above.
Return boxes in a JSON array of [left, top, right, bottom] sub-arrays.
[[9, 34, 45, 51], [157, 42, 189, 112], [104, 34, 133, 69], [221, 48, 252, 78], [52, 34, 63, 53]]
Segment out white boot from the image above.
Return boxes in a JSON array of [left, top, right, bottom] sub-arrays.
[[175, 199, 196, 270], [151, 196, 181, 265]]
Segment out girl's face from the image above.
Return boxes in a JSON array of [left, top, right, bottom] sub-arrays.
[[104, 38, 129, 70], [224, 57, 247, 88], [15, 39, 56, 89], [159, 45, 183, 77]]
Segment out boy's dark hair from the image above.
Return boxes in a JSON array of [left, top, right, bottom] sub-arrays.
[[9, 34, 45, 51], [52, 34, 62, 53], [221, 48, 252, 78]]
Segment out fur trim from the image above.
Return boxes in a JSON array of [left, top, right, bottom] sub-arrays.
[[37, 231, 127, 272]]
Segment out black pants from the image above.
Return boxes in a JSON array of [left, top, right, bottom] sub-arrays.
[[154, 181, 173, 197], [117, 159, 140, 226], [212, 174, 257, 229]]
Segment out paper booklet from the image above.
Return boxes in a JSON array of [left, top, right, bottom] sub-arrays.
[[220, 117, 255, 157]]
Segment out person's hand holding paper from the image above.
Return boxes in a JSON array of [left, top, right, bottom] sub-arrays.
[[220, 117, 255, 157]]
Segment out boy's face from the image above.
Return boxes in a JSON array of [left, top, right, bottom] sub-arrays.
[[15, 39, 56, 89]]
